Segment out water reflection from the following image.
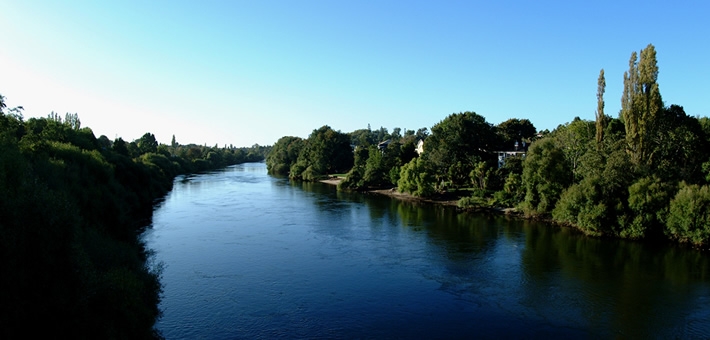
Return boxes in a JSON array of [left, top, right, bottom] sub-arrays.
[[150, 163, 710, 339], [518, 224, 710, 338], [293, 179, 710, 338]]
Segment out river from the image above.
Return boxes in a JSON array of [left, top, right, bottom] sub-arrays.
[[142, 162, 710, 339]]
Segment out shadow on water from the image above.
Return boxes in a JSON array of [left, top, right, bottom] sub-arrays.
[[151, 165, 710, 338], [291, 179, 710, 338], [519, 223, 710, 338]]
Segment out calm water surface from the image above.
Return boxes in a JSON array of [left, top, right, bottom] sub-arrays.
[[143, 162, 710, 339]]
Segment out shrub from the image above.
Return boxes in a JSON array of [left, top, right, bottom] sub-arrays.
[[665, 183, 710, 247], [397, 158, 434, 197], [552, 179, 606, 236]]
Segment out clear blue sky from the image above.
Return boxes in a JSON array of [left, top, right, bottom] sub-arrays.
[[1, 0, 708, 147]]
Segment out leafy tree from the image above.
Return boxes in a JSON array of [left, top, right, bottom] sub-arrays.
[[97, 135, 112, 150], [652, 105, 708, 183], [363, 145, 389, 186], [112, 137, 130, 156], [375, 126, 390, 142], [699, 116, 710, 144], [64, 112, 81, 130], [496, 118, 536, 150], [621, 44, 663, 169], [349, 128, 376, 147], [489, 155, 525, 206], [597, 143, 635, 199], [552, 118, 595, 182], [397, 139, 418, 165], [0, 107, 166, 337], [425, 111, 497, 187], [553, 177, 607, 236], [266, 136, 305, 175], [626, 176, 675, 239], [290, 126, 353, 180], [446, 161, 469, 189], [469, 160, 492, 191], [340, 137, 411, 190], [552, 133, 636, 238], [415, 127, 429, 141], [595, 68, 607, 148], [665, 183, 710, 246], [391, 127, 402, 141], [388, 165, 401, 186], [182, 145, 203, 161], [18, 115, 98, 151], [127, 141, 140, 157], [493, 172, 524, 207], [0, 92, 268, 338], [137, 132, 158, 155], [397, 157, 435, 197], [521, 138, 572, 215], [206, 150, 223, 167], [338, 146, 368, 190], [157, 144, 172, 158]]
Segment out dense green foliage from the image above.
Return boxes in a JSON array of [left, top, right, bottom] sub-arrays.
[[521, 138, 572, 215], [622, 44, 664, 169], [266, 44, 710, 248], [497, 118, 536, 150], [266, 125, 421, 187], [0, 95, 264, 338], [595, 69, 607, 147], [288, 126, 353, 181], [397, 157, 435, 196], [266, 136, 305, 175], [665, 184, 710, 246], [424, 111, 498, 188], [525, 44, 710, 247]]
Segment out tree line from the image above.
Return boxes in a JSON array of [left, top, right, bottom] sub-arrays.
[[525, 44, 710, 248], [0, 97, 265, 339], [266, 44, 710, 248], [267, 113, 536, 195]]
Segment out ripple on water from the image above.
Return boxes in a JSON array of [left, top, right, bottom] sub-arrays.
[[149, 163, 710, 339]]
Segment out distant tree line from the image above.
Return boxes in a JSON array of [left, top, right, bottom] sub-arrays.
[[0, 96, 265, 338], [266, 124, 433, 183], [107, 132, 268, 175], [266, 114, 536, 197], [266, 44, 710, 248]]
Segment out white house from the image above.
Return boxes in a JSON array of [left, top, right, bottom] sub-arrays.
[[493, 140, 528, 168], [416, 139, 424, 155]]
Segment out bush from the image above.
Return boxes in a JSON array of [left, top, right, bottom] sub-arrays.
[[338, 166, 365, 191], [665, 183, 710, 247], [397, 158, 434, 197], [552, 179, 607, 236], [301, 165, 327, 181], [521, 138, 572, 216], [625, 176, 675, 239]]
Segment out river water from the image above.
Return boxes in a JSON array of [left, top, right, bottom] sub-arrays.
[[143, 162, 710, 339]]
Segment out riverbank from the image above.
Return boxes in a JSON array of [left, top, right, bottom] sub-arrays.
[[318, 177, 520, 214], [318, 177, 458, 205], [319, 176, 345, 186], [369, 188, 459, 206]]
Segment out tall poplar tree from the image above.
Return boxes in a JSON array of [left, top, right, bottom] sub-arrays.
[[595, 68, 606, 148], [621, 44, 663, 168]]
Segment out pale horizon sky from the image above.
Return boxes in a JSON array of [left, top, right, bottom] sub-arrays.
[[1, 1, 709, 147]]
